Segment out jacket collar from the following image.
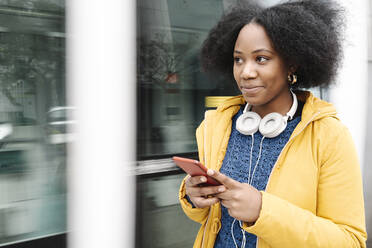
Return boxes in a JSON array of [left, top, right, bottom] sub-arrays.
[[215, 90, 338, 124], [295, 90, 338, 122]]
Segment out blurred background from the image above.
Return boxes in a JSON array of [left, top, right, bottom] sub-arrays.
[[0, 0, 67, 246], [0, 0, 369, 247]]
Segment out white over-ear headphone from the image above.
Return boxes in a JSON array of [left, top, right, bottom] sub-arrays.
[[236, 91, 298, 138]]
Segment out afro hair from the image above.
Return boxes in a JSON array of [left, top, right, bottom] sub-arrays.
[[201, 0, 345, 89]]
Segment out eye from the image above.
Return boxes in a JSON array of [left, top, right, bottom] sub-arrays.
[[234, 57, 243, 64], [256, 56, 269, 63]]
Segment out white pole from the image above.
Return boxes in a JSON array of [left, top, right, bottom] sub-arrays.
[[67, 0, 136, 247], [330, 0, 368, 172]]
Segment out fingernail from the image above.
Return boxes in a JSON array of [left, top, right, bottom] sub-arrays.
[[207, 169, 214, 176], [218, 186, 225, 192], [200, 177, 206, 182]]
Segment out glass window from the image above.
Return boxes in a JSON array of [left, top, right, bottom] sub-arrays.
[[136, 173, 200, 247], [0, 0, 66, 244], [137, 0, 239, 159]]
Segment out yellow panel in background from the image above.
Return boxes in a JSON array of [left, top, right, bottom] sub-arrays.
[[205, 96, 233, 108]]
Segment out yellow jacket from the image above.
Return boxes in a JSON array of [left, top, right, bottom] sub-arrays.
[[179, 91, 367, 248]]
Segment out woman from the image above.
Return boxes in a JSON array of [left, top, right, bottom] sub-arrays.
[[178, 0, 367, 247]]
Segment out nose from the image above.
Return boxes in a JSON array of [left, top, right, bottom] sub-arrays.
[[241, 62, 257, 80]]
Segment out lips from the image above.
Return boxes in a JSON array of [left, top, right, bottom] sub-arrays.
[[240, 85, 264, 94]]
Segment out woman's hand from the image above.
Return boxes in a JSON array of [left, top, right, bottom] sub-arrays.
[[185, 175, 226, 208], [207, 169, 262, 223]]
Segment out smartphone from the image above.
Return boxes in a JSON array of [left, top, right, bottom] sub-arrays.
[[172, 156, 221, 186]]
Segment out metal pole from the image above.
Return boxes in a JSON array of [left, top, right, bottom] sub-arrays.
[[67, 0, 136, 247]]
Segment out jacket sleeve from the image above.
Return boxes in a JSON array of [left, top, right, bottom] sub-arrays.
[[242, 125, 367, 247], [178, 176, 210, 224], [178, 120, 210, 224]]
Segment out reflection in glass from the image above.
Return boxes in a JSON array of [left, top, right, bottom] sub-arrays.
[[0, 0, 66, 244], [137, 173, 200, 248], [136, 1, 240, 248], [137, 0, 238, 159]]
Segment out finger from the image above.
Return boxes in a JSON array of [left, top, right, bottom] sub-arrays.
[[215, 190, 234, 200], [186, 185, 226, 197], [207, 169, 239, 188], [185, 175, 207, 186], [198, 185, 226, 197], [193, 196, 220, 208]]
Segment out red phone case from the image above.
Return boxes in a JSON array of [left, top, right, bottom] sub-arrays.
[[172, 156, 221, 186]]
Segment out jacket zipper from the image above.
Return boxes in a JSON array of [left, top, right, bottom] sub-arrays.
[[255, 111, 322, 248]]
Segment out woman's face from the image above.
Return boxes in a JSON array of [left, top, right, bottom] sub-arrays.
[[233, 23, 291, 113]]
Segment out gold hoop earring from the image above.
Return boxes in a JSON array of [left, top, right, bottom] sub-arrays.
[[288, 74, 297, 85]]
